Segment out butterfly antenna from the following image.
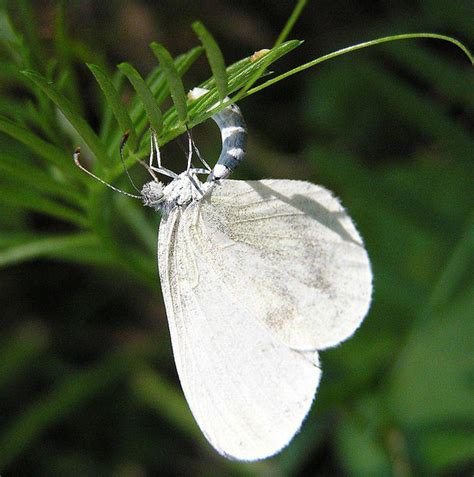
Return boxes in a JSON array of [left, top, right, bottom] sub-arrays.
[[119, 131, 142, 194], [73, 147, 142, 199]]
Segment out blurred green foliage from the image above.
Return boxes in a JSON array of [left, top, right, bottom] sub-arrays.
[[0, 1, 473, 475]]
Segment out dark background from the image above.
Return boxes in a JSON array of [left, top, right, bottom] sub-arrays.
[[0, 0, 473, 475]]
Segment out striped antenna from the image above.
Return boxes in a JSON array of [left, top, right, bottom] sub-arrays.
[[73, 147, 142, 199]]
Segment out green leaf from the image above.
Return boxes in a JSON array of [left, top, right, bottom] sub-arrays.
[[0, 348, 145, 468], [0, 233, 97, 268], [336, 409, 393, 476], [192, 21, 228, 100], [131, 368, 200, 441], [0, 114, 78, 176], [151, 40, 303, 149], [0, 183, 88, 227], [12, 0, 46, 70], [418, 431, 474, 471], [115, 194, 157, 253], [21, 70, 111, 167], [130, 369, 275, 475], [129, 46, 202, 124], [150, 43, 188, 123], [41, 242, 117, 268], [244, 33, 474, 98], [87, 63, 138, 149], [117, 41, 296, 165], [389, 213, 474, 472], [53, 2, 82, 115], [117, 62, 163, 133], [0, 153, 85, 207], [0, 322, 49, 391], [106, 46, 204, 171]]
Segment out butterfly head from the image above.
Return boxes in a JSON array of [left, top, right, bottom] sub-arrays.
[[141, 180, 165, 209]]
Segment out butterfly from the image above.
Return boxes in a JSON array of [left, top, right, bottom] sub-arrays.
[[75, 87, 372, 461]]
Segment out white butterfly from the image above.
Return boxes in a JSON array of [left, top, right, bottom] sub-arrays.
[[75, 88, 372, 461]]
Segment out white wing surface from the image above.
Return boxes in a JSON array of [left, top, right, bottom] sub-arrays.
[[196, 179, 372, 351], [158, 206, 321, 461]]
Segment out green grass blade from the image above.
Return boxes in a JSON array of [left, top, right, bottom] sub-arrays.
[[0, 114, 78, 176], [12, 0, 46, 70], [0, 153, 86, 208], [149, 40, 302, 147], [0, 322, 49, 391], [427, 211, 474, 312], [0, 231, 114, 267], [192, 21, 228, 100], [53, 1, 82, 114], [0, 184, 88, 227], [108, 40, 301, 177], [0, 11, 23, 61], [274, 0, 307, 47], [87, 63, 138, 149], [48, 244, 117, 267], [0, 233, 97, 268], [131, 368, 200, 441], [115, 195, 156, 253], [21, 70, 110, 167], [131, 369, 276, 475], [99, 71, 123, 141], [128, 46, 203, 122], [0, 348, 145, 468], [244, 33, 474, 98], [118, 62, 163, 133], [150, 43, 188, 123], [108, 46, 203, 157]]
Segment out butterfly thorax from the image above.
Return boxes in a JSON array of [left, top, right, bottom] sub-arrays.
[[141, 172, 211, 214]]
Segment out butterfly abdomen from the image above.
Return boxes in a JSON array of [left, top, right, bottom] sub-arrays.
[[209, 103, 248, 182]]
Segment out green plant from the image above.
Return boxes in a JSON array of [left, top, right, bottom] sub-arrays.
[[0, 0, 472, 474]]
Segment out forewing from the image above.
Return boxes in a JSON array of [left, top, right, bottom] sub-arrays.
[[197, 179, 373, 351], [158, 207, 321, 461]]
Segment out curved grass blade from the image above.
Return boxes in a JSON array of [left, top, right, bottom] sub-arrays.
[[243, 33, 474, 98], [192, 21, 228, 100], [0, 153, 86, 208], [87, 63, 138, 149], [21, 70, 110, 167], [0, 183, 88, 227], [0, 114, 79, 176], [118, 62, 163, 133], [150, 43, 188, 123], [0, 233, 97, 268]]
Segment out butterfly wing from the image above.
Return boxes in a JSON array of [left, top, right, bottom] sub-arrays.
[[197, 179, 373, 351], [158, 207, 321, 461]]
